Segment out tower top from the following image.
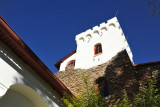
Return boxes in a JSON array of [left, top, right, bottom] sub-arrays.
[[76, 17, 119, 42], [55, 17, 133, 71]]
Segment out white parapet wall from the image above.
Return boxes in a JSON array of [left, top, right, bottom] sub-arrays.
[[59, 17, 133, 71]]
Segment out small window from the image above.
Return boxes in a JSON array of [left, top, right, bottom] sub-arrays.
[[95, 77, 110, 98], [66, 60, 75, 67], [94, 44, 102, 55]]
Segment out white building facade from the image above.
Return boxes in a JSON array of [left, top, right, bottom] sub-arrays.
[[0, 17, 72, 107], [57, 17, 133, 71]]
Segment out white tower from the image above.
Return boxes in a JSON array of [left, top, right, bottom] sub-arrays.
[[55, 17, 133, 71]]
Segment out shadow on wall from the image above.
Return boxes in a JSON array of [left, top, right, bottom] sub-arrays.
[[95, 76, 110, 98], [0, 84, 49, 107], [0, 46, 65, 107], [100, 50, 139, 101], [95, 50, 160, 103], [0, 89, 35, 107], [134, 63, 160, 93]]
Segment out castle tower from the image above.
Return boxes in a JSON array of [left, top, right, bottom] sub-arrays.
[[55, 17, 133, 71]]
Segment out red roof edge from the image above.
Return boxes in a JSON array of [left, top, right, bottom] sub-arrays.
[[133, 61, 160, 67], [0, 16, 74, 97], [54, 50, 76, 70]]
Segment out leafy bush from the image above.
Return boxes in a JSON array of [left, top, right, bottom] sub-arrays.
[[61, 73, 107, 107], [62, 74, 160, 107], [116, 78, 160, 107]]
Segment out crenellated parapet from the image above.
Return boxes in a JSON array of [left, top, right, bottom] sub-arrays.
[[75, 17, 133, 62], [58, 17, 134, 71], [75, 17, 123, 44]]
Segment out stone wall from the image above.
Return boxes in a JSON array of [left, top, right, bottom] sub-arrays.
[[55, 50, 160, 101], [134, 62, 160, 87], [55, 59, 109, 96], [55, 50, 139, 100], [104, 50, 139, 100]]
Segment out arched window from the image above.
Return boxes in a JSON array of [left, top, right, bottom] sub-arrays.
[[66, 60, 75, 67], [94, 43, 102, 55]]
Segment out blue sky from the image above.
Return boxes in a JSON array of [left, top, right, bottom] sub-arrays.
[[0, 0, 160, 73]]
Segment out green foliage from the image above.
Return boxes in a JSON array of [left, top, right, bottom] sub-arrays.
[[116, 78, 160, 107], [133, 79, 160, 107], [62, 72, 160, 107], [147, 0, 160, 16], [61, 73, 107, 107], [115, 90, 132, 107]]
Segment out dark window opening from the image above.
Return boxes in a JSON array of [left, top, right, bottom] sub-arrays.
[[96, 77, 110, 98], [94, 44, 102, 55], [66, 60, 75, 67]]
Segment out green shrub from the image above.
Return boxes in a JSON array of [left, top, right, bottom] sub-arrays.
[[61, 73, 108, 107], [115, 90, 132, 107], [116, 78, 160, 107], [62, 73, 160, 107]]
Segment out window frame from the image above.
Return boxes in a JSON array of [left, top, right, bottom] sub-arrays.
[[94, 43, 102, 56], [66, 60, 75, 67]]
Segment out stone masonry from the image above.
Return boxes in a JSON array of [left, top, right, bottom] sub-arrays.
[[55, 50, 160, 101], [55, 59, 108, 96]]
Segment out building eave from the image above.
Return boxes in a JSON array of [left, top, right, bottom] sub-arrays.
[[133, 61, 160, 67], [0, 16, 73, 97], [54, 50, 76, 70]]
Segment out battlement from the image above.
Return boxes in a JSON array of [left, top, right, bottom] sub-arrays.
[[57, 17, 133, 71], [75, 17, 122, 43], [75, 17, 133, 64]]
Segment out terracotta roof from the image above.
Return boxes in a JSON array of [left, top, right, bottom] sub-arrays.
[[54, 50, 76, 70], [133, 61, 160, 67], [0, 16, 73, 97]]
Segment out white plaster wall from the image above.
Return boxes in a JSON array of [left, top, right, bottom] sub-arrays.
[[60, 53, 76, 71], [58, 17, 133, 71], [75, 17, 133, 70], [0, 90, 35, 107], [0, 41, 65, 107]]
